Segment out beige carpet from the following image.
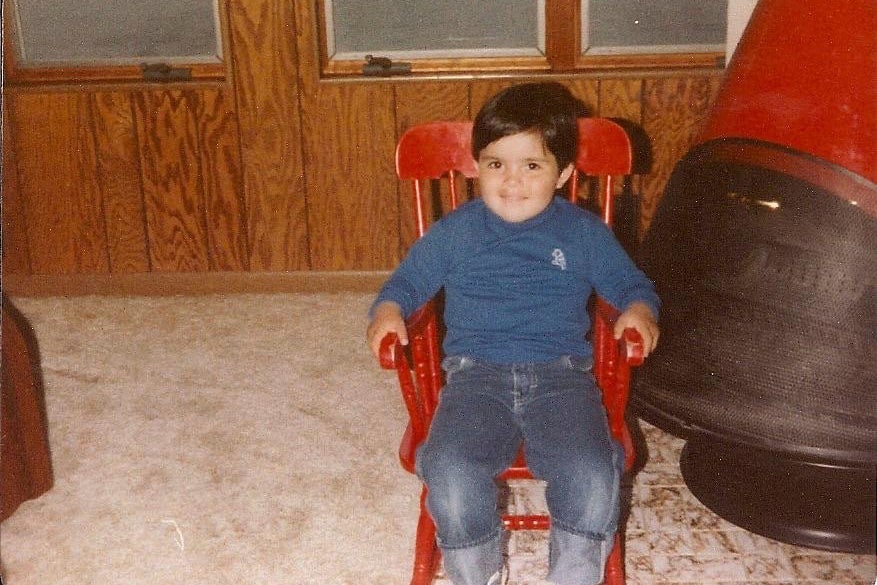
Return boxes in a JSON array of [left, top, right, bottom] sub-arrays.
[[3, 294, 874, 585], [2, 294, 420, 585]]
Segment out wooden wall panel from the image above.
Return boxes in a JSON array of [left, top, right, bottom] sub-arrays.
[[228, 0, 309, 271], [134, 91, 209, 272], [2, 101, 31, 275], [9, 93, 109, 274], [599, 79, 643, 121], [394, 82, 470, 130], [90, 91, 150, 273], [190, 88, 249, 271], [641, 76, 721, 231], [564, 79, 600, 114], [299, 83, 398, 270], [292, 0, 398, 270]]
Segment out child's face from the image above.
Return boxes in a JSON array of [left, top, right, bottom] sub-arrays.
[[477, 131, 574, 223]]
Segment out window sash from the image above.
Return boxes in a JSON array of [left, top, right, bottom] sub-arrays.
[[581, 0, 727, 56], [323, 0, 546, 61], [5, 0, 226, 84]]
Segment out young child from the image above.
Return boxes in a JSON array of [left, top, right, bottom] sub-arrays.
[[367, 82, 659, 585]]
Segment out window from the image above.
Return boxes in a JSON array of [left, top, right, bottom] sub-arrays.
[[320, 0, 726, 77], [5, 0, 225, 84], [584, 1, 727, 55], [328, 0, 544, 60]]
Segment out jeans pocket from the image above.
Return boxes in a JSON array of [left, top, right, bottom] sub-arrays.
[[441, 355, 473, 377]]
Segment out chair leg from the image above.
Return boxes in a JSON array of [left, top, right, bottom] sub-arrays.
[[603, 534, 625, 585], [411, 488, 440, 585]]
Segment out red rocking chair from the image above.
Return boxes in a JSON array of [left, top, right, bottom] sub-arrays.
[[380, 118, 643, 585]]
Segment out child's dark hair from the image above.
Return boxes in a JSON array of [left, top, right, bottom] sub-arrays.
[[472, 82, 586, 170]]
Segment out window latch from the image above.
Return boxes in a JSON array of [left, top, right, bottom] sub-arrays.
[[362, 55, 411, 77], [142, 63, 193, 82]]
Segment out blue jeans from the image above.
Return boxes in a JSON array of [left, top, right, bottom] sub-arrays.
[[415, 356, 623, 585]]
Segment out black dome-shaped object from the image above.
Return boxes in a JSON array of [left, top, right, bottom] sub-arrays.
[[632, 139, 876, 553]]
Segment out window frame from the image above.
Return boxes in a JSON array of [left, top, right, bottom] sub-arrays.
[[3, 0, 229, 86], [317, 0, 725, 78]]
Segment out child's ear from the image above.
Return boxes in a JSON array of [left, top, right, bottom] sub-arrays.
[[555, 164, 575, 189]]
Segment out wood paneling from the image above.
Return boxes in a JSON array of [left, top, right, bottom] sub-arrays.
[[91, 91, 150, 273], [293, 0, 399, 270], [1, 0, 724, 290], [299, 83, 398, 270], [2, 103, 31, 274], [134, 90, 209, 272], [564, 79, 600, 114], [228, 0, 309, 271], [190, 88, 249, 271], [394, 82, 470, 131], [599, 79, 643, 121], [9, 93, 109, 275]]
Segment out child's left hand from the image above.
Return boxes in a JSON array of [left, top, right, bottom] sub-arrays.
[[614, 302, 660, 358]]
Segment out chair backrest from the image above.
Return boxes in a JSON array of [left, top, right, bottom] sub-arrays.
[[570, 118, 633, 226], [396, 121, 479, 238], [396, 118, 633, 236]]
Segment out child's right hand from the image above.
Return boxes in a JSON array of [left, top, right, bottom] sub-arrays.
[[366, 301, 409, 360], [614, 301, 659, 358]]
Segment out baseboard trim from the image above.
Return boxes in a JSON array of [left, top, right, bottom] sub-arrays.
[[3, 271, 390, 297]]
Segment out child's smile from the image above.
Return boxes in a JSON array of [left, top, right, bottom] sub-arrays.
[[477, 131, 574, 223]]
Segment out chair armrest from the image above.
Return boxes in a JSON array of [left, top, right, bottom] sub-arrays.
[[378, 303, 436, 370], [379, 332, 402, 369], [378, 301, 443, 457], [621, 328, 644, 367], [402, 304, 435, 336], [595, 298, 646, 367]]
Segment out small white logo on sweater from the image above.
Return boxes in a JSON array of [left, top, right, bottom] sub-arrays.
[[551, 248, 567, 270]]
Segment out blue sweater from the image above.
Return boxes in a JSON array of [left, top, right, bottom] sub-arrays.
[[372, 197, 659, 363]]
